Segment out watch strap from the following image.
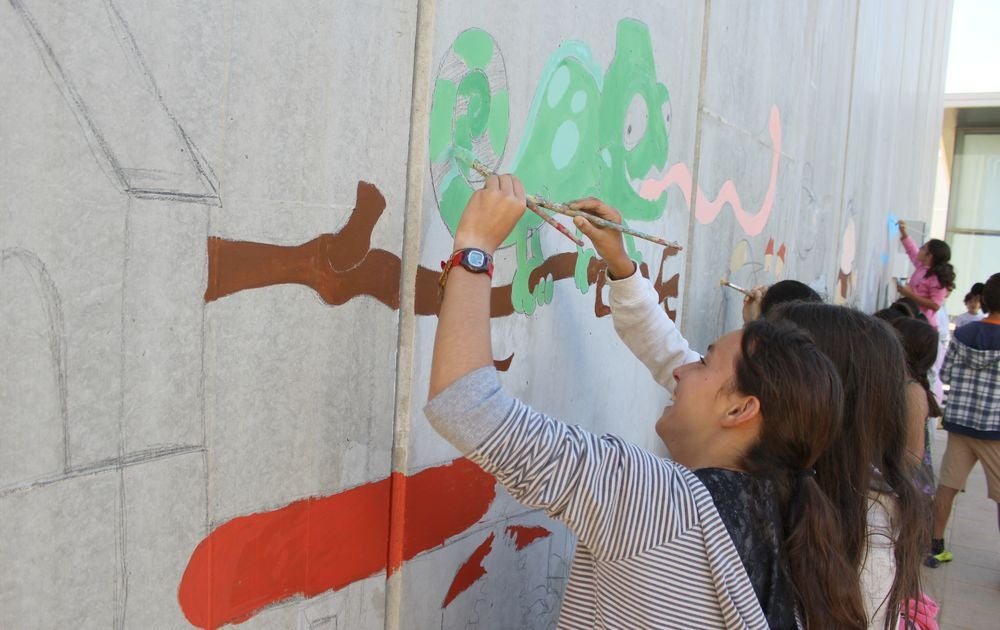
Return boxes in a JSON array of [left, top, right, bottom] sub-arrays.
[[439, 248, 493, 293]]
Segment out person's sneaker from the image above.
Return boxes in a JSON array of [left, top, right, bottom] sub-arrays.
[[924, 550, 953, 567], [925, 539, 953, 567]]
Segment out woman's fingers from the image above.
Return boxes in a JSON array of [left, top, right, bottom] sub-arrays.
[[512, 177, 526, 204], [498, 173, 514, 196], [568, 197, 622, 223], [573, 215, 598, 236]]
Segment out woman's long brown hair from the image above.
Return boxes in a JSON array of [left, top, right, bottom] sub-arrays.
[[770, 303, 927, 629], [736, 320, 867, 628]]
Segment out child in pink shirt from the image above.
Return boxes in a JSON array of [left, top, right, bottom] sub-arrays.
[[896, 221, 955, 321]]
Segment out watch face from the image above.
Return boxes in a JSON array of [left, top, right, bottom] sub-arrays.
[[466, 250, 486, 269]]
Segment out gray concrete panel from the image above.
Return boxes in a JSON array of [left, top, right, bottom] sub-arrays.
[[0, 474, 119, 628], [122, 199, 207, 453], [122, 451, 207, 628]]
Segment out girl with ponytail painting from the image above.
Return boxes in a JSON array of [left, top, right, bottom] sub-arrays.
[[428, 177, 867, 628], [896, 221, 956, 322], [573, 198, 924, 628]]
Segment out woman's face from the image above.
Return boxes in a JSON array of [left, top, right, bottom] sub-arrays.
[[656, 330, 745, 464]]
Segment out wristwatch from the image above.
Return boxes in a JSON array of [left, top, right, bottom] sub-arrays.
[[454, 248, 493, 275], [439, 248, 493, 292]]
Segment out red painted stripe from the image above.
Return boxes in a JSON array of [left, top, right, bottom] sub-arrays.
[[178, 458, 495, 629], [504, 525, 551, 550], [442, 533, 495, 608]]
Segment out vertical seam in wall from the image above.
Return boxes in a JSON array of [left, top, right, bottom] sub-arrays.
[[938, 1, 955, 239], [681, 0, 712, 338], [891, 3, 911, 228], [927, 0, 951, 223], [385, 0, 436, 628], [832, 0, 860, 300], [923, 0, 938, 218], [913, 0, 929, 214]]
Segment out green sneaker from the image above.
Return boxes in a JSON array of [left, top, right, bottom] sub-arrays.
[[931, 549, 953, 563]]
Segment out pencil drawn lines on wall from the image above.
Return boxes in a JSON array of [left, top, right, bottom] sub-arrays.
[[0, 445, 205, 499], [0, 248, 69, 487], [8, 0, 219, 205], [0, 243, 208, 630], [795, 162, 827, 264]]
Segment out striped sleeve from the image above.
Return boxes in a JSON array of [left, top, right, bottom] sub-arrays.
[[466, 395, 697, 560]]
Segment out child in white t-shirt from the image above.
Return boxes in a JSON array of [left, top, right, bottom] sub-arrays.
[[953, 290, 985, 330]]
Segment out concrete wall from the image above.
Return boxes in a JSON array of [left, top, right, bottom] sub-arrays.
[[0, 1, 949, 628]]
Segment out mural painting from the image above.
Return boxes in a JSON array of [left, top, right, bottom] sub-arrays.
[[2, 1, 950, 627], [429, 20, 673, 314], [187, 19, 786, 628], [836, 215, 858, 305], [181, 20, 780, 627]]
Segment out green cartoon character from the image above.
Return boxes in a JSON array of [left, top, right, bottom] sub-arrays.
[[429, 19, 670, 314]]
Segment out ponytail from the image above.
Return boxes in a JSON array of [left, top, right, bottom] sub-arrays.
[[786, 475, 866, 628], [924, 239, 955, 291], [736, 321, 867, 628], [769, 304, 928, 629]]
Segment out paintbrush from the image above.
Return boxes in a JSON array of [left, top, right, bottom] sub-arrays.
[[452, 149, 583, 247], [531, 195, 682, 250], [719, 278, 753, 297], [451, 147, 681, 250]]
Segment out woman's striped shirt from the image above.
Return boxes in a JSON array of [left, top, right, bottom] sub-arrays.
[[425, 368, 769, 629]]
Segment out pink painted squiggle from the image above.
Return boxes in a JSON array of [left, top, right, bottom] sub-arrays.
[[639, 105, 781, 236]]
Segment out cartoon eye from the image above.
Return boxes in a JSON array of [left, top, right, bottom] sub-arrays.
[[622, 94, 648, 151], [662, 100, 672, 135]]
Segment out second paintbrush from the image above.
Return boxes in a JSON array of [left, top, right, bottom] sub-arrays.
[[531, 195, 682, 250], [453, 147, 682, 250]]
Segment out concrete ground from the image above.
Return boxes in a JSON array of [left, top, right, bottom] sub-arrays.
[[921, 425, 1000, 629]]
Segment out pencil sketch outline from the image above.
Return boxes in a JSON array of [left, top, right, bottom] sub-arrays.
[[8, 0, 220, 205], [0, 248, 70, 476]]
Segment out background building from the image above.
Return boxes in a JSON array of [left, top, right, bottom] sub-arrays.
[[933, 0, 1000, 314]]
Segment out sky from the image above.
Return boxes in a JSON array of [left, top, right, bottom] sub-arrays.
[[946, 0, 1000, 94]]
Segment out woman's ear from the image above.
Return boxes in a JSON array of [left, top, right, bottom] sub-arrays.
[[722, 395, 761, 428]]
